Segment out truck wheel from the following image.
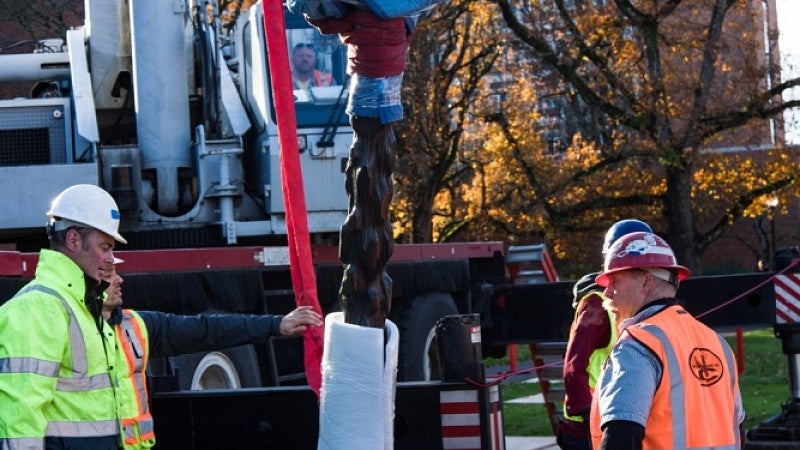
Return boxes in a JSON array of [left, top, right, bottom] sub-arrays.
[[171, 344, 262, 390], [394, 293, 458, 382]]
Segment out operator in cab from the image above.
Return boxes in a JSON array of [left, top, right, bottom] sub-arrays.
[[291, 42, 336, 89]]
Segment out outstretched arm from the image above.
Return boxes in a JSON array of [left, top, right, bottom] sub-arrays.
[[140, 306, 322, 358]]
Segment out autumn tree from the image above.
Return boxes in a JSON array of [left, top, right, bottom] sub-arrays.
[[0, 0, 82, 47], [391, 0, 504, 243], [463, 0, 800, 273]]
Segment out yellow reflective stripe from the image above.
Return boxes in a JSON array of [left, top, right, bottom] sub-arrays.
[[0, 357, 60, 377], [0, 437, 44, 449], [56, 372, 112, 392], [45, 419, 118, 437]]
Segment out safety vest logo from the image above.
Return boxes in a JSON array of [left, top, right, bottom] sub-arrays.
[[688, 347, 724, 386]]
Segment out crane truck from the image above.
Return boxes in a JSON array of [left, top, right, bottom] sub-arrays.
[[0, 0, 519, 387], [0, 1, 516, 447], [0, 0, 798, 448]]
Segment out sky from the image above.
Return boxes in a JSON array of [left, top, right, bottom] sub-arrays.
[[776, 0, 800, 144]]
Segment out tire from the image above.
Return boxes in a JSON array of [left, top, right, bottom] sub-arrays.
[[392, 293, 458, 382], [170, 344, 262, 390]]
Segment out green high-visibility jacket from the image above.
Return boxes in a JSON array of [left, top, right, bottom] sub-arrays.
[[0, 249, 119, 449], [562, 290, 617, 423]]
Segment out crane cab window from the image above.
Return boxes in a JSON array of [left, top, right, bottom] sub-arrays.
[[286, 29, 347, 106]]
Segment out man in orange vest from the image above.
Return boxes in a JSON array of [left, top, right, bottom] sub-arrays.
[[559, 220, 651, 450], [589, 231, 744, 449], [102, 261, 322, 449], [291, 42, 334, 90]]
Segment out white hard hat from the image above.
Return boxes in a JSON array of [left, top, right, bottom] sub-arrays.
[[47, 184, 127, 244]]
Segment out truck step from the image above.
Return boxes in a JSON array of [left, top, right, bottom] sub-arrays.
[[276, 372, 308, 384], [263, 289, 295, 298], [266, 334, 307, 386]]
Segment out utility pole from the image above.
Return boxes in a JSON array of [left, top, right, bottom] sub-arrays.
[[767, 196, 779, 271]]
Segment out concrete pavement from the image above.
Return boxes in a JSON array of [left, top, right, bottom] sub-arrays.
[[490, 361, 560, 449], [505, 435, 559, 449]]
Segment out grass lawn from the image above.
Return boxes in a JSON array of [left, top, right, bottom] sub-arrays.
[[497, 327, 789, 435]]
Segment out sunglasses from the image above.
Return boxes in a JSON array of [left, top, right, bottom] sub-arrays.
[[294, 43, 315, 49]]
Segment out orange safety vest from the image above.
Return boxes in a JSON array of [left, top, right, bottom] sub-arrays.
[[590, 305, 741, 449], [115, 310, 156, 449], [314, 70, 332, 87]]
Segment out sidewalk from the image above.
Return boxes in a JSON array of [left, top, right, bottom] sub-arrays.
[[489, 361, 560, 450], [506, 436, 559, 449]]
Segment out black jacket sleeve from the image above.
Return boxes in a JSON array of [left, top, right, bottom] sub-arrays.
[[599, 420, 645, 450], [137, 310, 283, 358]]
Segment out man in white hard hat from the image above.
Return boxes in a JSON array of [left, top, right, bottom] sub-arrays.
[[100, 260, 322, 449], [0, 184, 125, 449], [589, 231, 744, 449]]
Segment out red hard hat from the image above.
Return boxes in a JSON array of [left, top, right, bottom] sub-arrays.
[[596, 232, 691, 287]]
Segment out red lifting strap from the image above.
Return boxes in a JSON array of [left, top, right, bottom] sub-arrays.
[[262, 0, 324, 397]]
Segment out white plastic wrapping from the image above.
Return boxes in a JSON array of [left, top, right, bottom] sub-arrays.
[[318, 312, 399, 450]]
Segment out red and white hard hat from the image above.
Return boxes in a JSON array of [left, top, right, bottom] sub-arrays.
[[596, 232, 690, 287]]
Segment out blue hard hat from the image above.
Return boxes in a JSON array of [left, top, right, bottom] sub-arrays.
[[602, 219, 653, 253]]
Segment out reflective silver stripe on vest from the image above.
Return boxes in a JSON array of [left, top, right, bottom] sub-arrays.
[[119, 313, 145, 373], [57, 372, 112, 391], [13, 284, 88, 375], [716, 334, 741, 449], [638, 324, 686, 449], [123, 425, 135, 442], [10, 284, 114, 437], [139, 418, 154, 437], [0, 357, 60, 377], [0, 436, 44, 449], [45, 419, 118, 437], [638, 325, 741, 450], [119, 312, 152, 436], [122, 417, 154, 442]]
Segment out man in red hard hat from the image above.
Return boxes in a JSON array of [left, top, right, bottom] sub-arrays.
[[559, 219, 653, 450], [589, 231, 744, 449]]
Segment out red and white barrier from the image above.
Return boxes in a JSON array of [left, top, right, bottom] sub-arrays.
[[776, 273, 800, 323]]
